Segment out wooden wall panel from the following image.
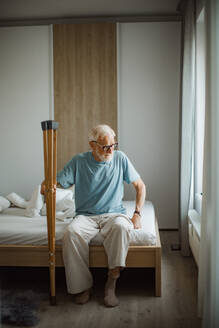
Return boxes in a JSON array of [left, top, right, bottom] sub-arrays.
[[53, 23, 117, 171]]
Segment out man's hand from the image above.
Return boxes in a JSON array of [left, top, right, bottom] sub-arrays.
[[41, 181, 46, 195], [131, 178, 146, 229], [131, 213, 142, 229], [41, 181, 62, 195]]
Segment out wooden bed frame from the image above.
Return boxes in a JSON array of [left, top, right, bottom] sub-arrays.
[[0, 218, 161, 297]]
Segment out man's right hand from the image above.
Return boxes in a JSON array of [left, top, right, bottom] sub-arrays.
[[41, 181, 46, 195]]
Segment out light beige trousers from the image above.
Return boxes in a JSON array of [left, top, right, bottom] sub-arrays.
[[62, 214, 133, 294]]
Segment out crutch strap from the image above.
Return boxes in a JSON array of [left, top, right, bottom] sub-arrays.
[[41, 120, 59, 131]]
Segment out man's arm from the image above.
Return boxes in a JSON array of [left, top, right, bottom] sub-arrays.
[[131, 178, 146, 229], [41, 157, 76, 195]]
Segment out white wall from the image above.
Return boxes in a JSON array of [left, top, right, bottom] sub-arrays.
[[0, 26, 52, 199], [117, 22, 181, 229]]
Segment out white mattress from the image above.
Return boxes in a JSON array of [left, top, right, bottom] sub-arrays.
[[0, 201, 156, 246]]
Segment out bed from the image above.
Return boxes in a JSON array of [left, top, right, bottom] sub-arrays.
[[0, 200, 161, 297]]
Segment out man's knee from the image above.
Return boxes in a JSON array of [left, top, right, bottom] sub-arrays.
[[111, 219, 130, 234], [63, 222, 81, 241]]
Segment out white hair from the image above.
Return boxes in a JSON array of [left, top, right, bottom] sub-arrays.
[[88, 124, 116, 142]]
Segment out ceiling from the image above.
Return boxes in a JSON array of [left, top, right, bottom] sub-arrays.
[[0, 0, 180, 22]]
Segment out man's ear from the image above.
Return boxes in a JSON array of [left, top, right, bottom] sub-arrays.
[[89, 141, 94, 149]]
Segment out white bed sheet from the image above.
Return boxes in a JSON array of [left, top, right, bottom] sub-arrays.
[[0, 201, 156, 246]]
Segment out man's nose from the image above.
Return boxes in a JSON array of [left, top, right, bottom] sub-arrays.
[[107, 146, 113, 153]]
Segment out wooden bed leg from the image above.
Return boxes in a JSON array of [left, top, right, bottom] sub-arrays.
[[41, 120, 59, 306], [155, 248, 161, 297]]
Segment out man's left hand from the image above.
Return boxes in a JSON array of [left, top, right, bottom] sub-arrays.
[[131, 214, 142, 229]]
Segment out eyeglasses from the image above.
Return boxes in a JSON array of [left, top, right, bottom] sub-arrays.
[[92, 141, 118, 152]]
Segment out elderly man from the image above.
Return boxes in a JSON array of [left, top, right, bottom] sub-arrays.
[[41, 124, 146, 307]]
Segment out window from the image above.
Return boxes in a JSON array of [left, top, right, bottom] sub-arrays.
[[194, 8, 206, 215]]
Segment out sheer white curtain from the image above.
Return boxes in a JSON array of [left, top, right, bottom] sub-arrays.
[[179, 0, 196, 256], [198, 0, 219, 326]]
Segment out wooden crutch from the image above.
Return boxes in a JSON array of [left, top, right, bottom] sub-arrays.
[[41, 120, 59, 305]]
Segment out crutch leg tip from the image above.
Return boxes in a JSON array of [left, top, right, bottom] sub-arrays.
[[50, 296, 56, 305]]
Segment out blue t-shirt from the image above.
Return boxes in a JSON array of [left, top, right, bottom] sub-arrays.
[[57, 151, 140, 215]]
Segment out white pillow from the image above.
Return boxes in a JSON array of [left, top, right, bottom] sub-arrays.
[[0, 196, 10, 212], [56, 187, 74, 203], [25, 185, 75, 218], [6, 192, 29, 209], [25, 185, 44, 217], [40, 188, 75, 215]]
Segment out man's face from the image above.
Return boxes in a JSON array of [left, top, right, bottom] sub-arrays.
[[91, 135, 116, 162]]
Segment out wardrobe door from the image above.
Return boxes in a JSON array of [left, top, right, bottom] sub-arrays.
[[53, 23, 117, 170]]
